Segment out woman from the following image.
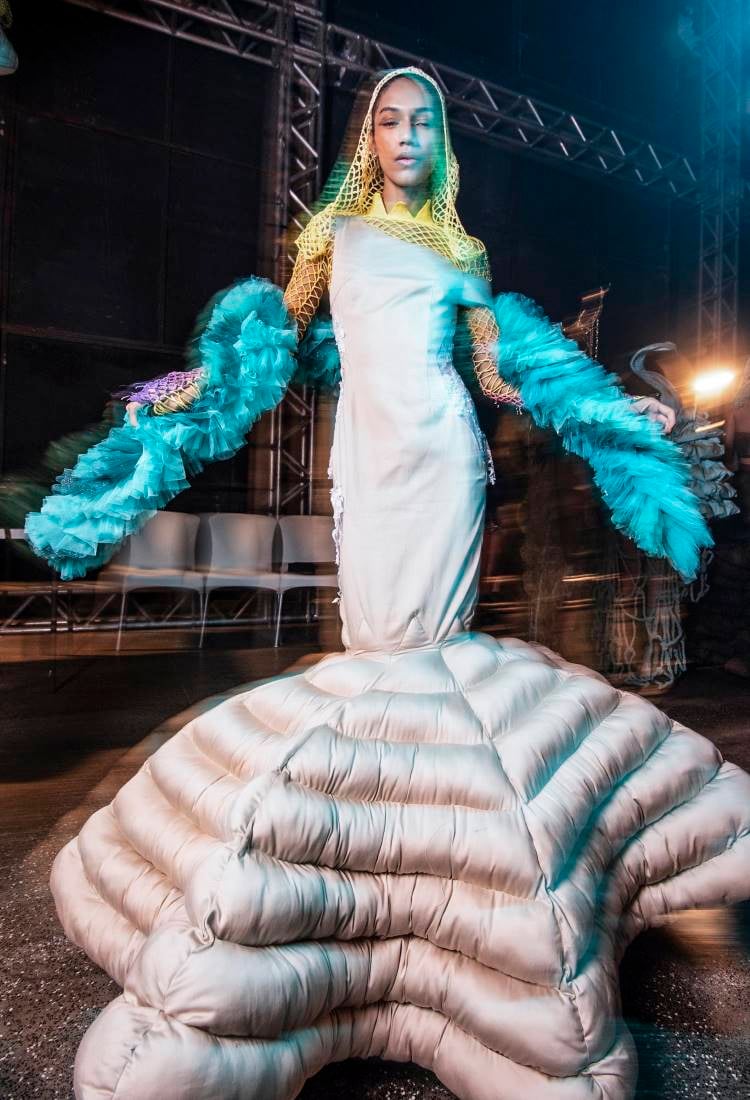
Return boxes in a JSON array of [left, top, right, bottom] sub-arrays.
[[33, 69, 750, 1100]]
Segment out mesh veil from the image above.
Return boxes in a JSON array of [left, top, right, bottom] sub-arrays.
[[294, 67, 489, 278]]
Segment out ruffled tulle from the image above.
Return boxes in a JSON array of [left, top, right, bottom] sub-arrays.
[[25, 278, 297, 580], [23, 279, 713, 583], [294, 317, 341, 391], [493, 292, 713, 580]]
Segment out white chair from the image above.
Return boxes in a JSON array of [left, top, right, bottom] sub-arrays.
[[197, 513, 279, 646], [275, 515, 338, 647], [98, 512, 204, 649]]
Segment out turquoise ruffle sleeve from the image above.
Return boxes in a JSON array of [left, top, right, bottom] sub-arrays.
[[24, 278, 712, 584], [25, 278, 297, 580], [493, 292, 712, 581]]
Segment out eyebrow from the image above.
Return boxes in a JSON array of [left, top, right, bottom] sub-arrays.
[[376, 104, 434, 115]]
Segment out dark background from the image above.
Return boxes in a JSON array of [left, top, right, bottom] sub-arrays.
[[0, 1, 745, 507]]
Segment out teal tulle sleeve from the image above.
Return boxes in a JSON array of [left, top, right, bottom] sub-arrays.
[[493, 292, 712, 581], [25, 278, 297, 580], [293, 317, 341, 392], [24, 278, 711, 584]]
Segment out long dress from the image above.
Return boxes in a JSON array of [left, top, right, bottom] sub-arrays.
[[330, 216, 491, 652], [51, 218, 750, 1100]]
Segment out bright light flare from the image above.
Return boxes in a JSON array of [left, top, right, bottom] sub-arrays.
[[692, 367, 737, 398]]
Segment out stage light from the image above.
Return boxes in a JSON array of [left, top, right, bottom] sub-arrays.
[[692, 367, 737, 398]]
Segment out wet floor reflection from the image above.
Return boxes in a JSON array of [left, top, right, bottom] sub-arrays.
[[622, 905, 750, 1098]]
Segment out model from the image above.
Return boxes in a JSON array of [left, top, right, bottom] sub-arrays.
[[26, 68, 750, 1100]]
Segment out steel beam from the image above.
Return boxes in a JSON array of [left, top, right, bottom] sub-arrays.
[[696, 0, 743, 359], [61, 0, 745, 504], [66, 0, 702, 200], [325, 25, 700, 200]]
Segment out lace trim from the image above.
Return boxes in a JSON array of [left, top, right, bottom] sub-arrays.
[[328, 313, 347, 591], [434, 342, 495, 482]]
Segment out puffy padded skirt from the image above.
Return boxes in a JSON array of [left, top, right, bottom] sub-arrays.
[[51, 633, 750, 1099]]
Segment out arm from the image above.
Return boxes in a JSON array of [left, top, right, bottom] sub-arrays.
[[465, 305, 523, 408], [284, 242, 342, 392], [27, 276, 298, 579], [465, 284, 669, 424], [283, 246, 331, 341], [492, 291, 712, 579], [630, 395, 676, 434], [124, 368, 206, 426], [123, 245, 331, 425]]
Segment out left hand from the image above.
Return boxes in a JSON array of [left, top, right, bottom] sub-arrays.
[[631, 396, 676, 434]]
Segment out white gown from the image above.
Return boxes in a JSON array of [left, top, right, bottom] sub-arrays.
[[50, 218, 750, 1100], [330, 217, 492, 652]]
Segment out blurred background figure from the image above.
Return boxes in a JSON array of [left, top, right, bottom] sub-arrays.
[[596, 341, 737, 692], [696, 358, 750, 679]]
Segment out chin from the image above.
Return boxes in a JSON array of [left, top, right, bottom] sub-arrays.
[[389, 164, 430, 187]]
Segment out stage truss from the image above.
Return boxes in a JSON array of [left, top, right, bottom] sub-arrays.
[[28, 0, 742, 647], [64, 0, 742, 506], [697, 0, 743, 361]]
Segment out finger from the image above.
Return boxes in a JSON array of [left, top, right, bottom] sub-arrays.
[[654, 410, 674, 433]]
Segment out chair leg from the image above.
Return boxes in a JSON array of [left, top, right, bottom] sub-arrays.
[[274, 590, 284, 648], [199, 589, 209, 649], [116, 591, 127, 652]]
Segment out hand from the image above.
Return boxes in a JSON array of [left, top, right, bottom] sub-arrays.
[[126, 401, 146, 428], [631, 396, 676, 434]]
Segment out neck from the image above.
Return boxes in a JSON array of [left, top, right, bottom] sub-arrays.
[[381, 179, 429, 214]]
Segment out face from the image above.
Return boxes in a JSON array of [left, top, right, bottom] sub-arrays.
[[371, 76, 441, 191]]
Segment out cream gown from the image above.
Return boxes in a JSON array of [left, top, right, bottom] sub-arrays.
[[50, 217, 750, 1100], [329, 216, 492, 652]]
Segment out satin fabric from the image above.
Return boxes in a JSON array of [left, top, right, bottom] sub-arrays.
[[50, 223, 750, 1100], [329, 219, 491, 651]]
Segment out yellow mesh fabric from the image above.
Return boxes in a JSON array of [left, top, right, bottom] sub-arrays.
[[465, 306, 522, 406], [287, 67, 520, 406], [282, 250, 331, 340], [295, 67, 490, 278], [140, 68, 520, 415], [152, 376, 205, 416], [150, 68, 516, 413]]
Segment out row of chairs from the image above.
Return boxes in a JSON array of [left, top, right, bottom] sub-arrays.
[[100, 511, 338, 648]]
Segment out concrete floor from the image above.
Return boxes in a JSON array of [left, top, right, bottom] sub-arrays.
[[0, 635, 748, 1099]]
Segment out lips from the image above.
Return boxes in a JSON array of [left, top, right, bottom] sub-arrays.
[[396, 156, 418, 165]]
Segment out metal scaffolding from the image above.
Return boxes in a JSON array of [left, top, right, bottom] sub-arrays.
[[66, 0, 703, 200], [697, 0, 743, 361], [324, 25, 700, 200], [266, 2, 325, 517], [63, 0, 744, 496]]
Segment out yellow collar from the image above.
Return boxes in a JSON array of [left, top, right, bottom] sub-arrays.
[[367, 192, 434, 224]]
